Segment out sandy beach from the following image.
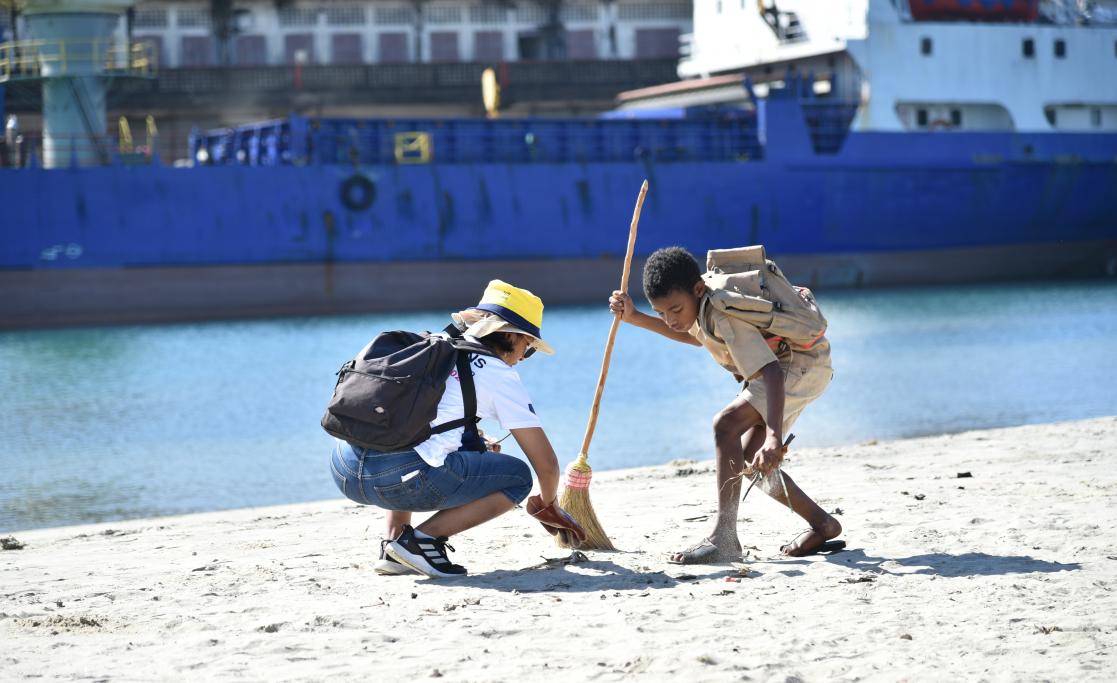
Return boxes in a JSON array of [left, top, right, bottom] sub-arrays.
[[3, 416, 1116, 681]]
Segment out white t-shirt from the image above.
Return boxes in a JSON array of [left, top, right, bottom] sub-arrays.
[[413, 348, 542, 467]]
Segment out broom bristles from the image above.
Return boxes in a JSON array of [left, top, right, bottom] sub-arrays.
[[557, 454, 615, 550]]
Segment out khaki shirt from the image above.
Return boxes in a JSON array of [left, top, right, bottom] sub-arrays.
[[689, 294, 829, 381]]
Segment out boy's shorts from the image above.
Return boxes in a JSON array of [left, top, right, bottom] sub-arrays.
[[741, 342, 832, 433]]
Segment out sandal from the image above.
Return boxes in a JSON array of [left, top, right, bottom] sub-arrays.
[[780, 529, 846, 557]]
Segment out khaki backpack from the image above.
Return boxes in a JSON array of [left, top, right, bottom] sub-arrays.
[[701, 245, 827, 348]]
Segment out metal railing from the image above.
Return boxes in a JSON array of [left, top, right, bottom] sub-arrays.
[[0, 39, 158, 82], [152, 58, 673, 93], [1, 58, 679, 112], [190, 115, 766, 167], [0, 132, 164, 169]]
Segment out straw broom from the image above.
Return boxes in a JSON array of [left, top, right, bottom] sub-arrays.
[[557, 179, 649, 550]]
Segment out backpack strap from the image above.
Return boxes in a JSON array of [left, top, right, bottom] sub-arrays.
[[455, 351, 486, 452], [429, 324, 486, 452], [696, 294, 721, 341]]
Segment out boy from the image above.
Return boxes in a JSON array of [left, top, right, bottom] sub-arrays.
[[609, 246, 842, 563]]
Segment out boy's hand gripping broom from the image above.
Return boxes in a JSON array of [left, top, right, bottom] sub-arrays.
[[557, 179, 649, 550]]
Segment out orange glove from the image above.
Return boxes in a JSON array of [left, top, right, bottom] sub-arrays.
[[526, 495, 587, 548]]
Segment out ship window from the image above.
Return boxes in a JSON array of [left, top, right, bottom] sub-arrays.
[[1022, 38, 1034, 58], [917, 109, 928, 127], [1054, 39, 1066, 58], [518, 34, 542, 60], [920, 37, 932, 56], [951, 109, 962, 126], [1045, 108, 1056, 126], [1092, 109, 1102, 128]]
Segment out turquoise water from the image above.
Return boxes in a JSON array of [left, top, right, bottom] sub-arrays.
[[2, 280, 1115, 532]]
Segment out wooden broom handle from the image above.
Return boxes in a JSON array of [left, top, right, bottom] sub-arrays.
[[578, 179, 648, 457]]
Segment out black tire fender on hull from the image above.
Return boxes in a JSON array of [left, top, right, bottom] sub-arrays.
[[340, 174, 376, 212]]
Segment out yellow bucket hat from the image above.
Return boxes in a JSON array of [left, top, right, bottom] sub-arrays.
[[462, 279, 555, 355]]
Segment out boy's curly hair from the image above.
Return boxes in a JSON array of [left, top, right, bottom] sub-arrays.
[[643, 246, 701, 300]]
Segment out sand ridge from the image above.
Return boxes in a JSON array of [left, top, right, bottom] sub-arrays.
[[2, 417, 1116, 681]]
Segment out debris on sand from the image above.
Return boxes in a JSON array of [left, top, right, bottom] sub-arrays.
[[521, 551, 589, 571], [17, 615, 103, 630], [1, 537, 25, 551]]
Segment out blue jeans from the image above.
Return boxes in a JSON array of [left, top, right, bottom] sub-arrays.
[[330, 439, 532, 512]]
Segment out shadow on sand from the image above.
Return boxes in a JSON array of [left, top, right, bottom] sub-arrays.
[[771, 548, 1081, 578], [422, 553, 743, 592], [422, 546, 1080, 590]]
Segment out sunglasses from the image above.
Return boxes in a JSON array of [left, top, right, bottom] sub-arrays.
[[522, 346, 536, 359]]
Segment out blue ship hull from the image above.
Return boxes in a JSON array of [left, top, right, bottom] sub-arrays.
[[5, 133, 1116, 264], [3, 107, 1116, 327]]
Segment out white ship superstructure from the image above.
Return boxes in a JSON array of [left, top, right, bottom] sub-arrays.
[[643, 0, 1117, 133]]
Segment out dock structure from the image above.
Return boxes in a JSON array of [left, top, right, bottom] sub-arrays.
[[0, 1, 691, 161], [0, 0, 153, 167]]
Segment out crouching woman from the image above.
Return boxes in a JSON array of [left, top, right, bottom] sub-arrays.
[[329, 280, 584, 578]]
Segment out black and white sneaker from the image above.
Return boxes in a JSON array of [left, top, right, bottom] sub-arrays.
[[373, 539, 416, 576], [386, 525, 467, 578]]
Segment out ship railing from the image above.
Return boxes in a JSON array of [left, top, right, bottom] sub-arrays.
[[0, 39, 158, 82], [112, 58, 677, 104], [0, 132, 163, 169], [189, 116, 766, 167]]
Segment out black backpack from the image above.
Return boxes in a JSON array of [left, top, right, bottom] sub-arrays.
[[321, 326, 497, 453]]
